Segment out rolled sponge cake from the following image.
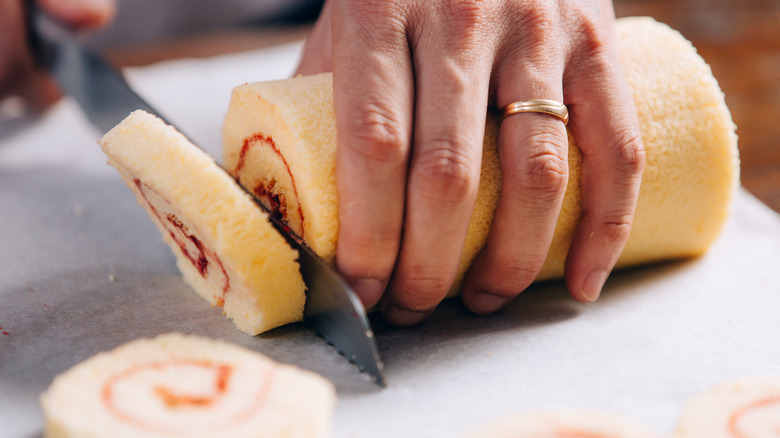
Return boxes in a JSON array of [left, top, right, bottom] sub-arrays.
[[222, 17, 739, 294], [39, 333, 336, 438], [100, 111, 305, 335]]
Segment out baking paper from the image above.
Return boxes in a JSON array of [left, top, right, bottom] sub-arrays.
[[2, 41, 779, 438]]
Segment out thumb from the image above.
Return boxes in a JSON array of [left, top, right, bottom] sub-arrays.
[[295, 0, 332, 76]]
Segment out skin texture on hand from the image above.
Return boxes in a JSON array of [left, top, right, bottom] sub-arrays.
[[296, 0, 645, 326], [0, 0, 115, 109]]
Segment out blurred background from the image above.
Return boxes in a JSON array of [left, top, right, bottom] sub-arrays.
[[89, 0, 780, 214], [613, 0, 780, 213]]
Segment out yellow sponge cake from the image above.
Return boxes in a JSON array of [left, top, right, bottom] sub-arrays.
[[222, 73, 338, 261], [675, 376, 780, 437], [100, 111, 305, 335], [39, 333, 336, 438], [222, 17, 739, 296]]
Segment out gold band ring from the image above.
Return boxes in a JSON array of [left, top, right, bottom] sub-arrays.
[[499, 99, 569, 125]]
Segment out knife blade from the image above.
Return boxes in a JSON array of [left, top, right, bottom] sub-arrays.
[[27, 5, 385, 387]]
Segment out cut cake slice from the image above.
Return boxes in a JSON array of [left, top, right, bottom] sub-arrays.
[[39, 333, 336, 438], [675, 376, 780, 437], [99, 110, 305, 335]]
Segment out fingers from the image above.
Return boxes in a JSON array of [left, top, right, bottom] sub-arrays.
[[562, 40, 644, 302], [331, 1, 414, 309], [38, 0, 116, 29], [461, 28, 569, 314], [295, 0, 333, 76], [380, 5, 494, 325], [463, 3, 643, 311], [0, 0, 31, 91], [1, 0, 114, 106], [0, 0, 60, 107], [332, 0, 643, 323]]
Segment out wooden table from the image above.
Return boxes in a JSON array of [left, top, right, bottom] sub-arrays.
[[110, 0, 780, 213]]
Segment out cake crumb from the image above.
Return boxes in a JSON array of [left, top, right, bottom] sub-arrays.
[[109, 274, 116, 282], [73, 204, 84, 216], [486, 353, 493, 357]]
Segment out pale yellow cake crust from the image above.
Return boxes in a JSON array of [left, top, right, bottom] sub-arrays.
[[461, 409, 661, 438], [222, 17, 739, 296], [39, 333, 336, 438], [100, 111, 305, 334], [223, 73, 338, 260], [674, 376, 780, 438]]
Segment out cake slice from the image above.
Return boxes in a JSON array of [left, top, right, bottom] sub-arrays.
[[461, 409, 661, 438], [675, 376, 780, 437], [99, 111, 305, 335], [39, 333, 336, 438]]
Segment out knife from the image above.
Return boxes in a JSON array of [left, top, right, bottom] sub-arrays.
[[27, 4, 385, 387]]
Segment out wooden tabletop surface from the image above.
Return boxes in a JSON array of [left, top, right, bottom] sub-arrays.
[[110, 0, 780, 213]]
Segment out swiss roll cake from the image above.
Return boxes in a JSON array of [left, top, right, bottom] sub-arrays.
[[39, 333, 336, 438], [222, 17, 739, 296], [99, 111, 305, 335]]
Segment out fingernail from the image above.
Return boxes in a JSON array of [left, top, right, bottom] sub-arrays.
[[382, 305, 430, 327], [349, 278, 384, 309], [469, 292, 511, 315], [581, 270, 609, 302]]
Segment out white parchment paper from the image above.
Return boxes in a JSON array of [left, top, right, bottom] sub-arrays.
[[2, 41, 780, 438]]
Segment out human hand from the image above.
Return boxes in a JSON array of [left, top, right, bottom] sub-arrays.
[[0, 0, 115, 109], [297, 0, 644, 325]]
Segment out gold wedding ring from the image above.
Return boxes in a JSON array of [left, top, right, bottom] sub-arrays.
[[499, 99, 569, 125]]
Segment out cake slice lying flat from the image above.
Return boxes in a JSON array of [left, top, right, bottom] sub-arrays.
[[99, 111, 305, 335], [461, 409, 661, 438], [40, 333, 336, 438], [675, 376, 780, 437]]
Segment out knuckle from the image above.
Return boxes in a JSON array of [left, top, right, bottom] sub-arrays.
[[516, 2, 559, 44], [446, 0, 494, 27], [598, 216, 634, 244], [415, 139, 479, 203], [421, 0, 496, 55], [339, 0, 408, 36], [486, 263, 541, 296], [344, 107, 408, 165], [344, 0, 399, 20], [512, 136, 569, 200], [395, 269, 452, 309], [520, 153, 568, 199], [611, 127, 646, 176], [570, 8, 610, 59], [497, 4, 560, 67]]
